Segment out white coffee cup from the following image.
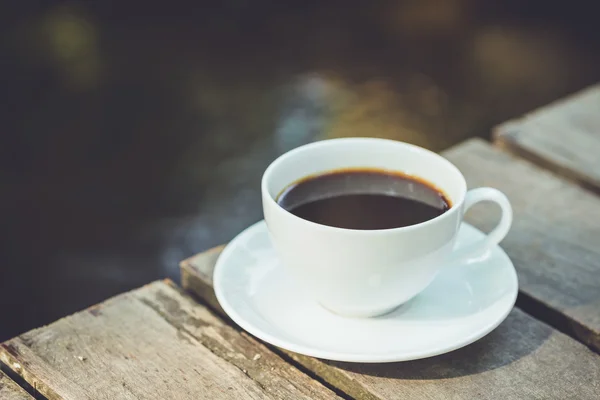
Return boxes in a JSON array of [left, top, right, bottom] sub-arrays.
[[261, 137, 512, 317]]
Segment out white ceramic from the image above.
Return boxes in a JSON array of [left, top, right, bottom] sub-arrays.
[[261, 137, 513, 317], [213, 220, 518, 363]]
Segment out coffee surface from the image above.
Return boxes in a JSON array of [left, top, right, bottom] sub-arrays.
[[277, 169, 450, 230]]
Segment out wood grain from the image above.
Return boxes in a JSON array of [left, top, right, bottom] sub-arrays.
[[494, 83, 600, 192], [444, 138, 600, 352], [0, 370, 32, 400], [181, 239, 600, 399], [0, 280, 338, 400]]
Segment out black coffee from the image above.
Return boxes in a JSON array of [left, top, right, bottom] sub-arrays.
[[277, 168, 451, 230]]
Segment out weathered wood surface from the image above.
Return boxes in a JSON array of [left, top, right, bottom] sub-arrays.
[[494, 83, 600, 192], [181, 239, 600, 399], [445, 138, 600, 352], [0, 280, 338, 400], [0, 370, 33, 400]]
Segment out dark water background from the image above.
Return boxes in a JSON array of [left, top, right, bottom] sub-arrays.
[[1, 1, 599, 340]]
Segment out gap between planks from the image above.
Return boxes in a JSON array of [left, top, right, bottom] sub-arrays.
[[0, 368, 35, 400], [494, 83, 600, 195]]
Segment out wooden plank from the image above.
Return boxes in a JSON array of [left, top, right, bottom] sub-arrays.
[[445, 138, 600, 351], [0, 280, 339, 400], [494, 83, 600, 192], [0, 370, 33, 399], [181, 241, 600, 399]]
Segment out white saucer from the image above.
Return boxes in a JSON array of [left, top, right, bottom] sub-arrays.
[[214, 220, 518, 363]]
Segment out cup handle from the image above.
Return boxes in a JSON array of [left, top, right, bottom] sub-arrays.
[[452, 187, 513, 263]]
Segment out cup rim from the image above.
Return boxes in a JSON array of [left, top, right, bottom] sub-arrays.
[[261, 137, 467, 235]]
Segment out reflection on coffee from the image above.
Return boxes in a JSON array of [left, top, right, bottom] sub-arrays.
[[277, 168, 451, 230]]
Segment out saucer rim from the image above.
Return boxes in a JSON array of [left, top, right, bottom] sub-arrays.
[[214, 220, 518, 363]]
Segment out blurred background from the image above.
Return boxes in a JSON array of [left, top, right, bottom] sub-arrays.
[[1, 0, 599, 340]]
